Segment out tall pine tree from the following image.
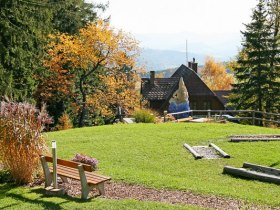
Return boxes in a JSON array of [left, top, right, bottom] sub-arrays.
[[264, 0, 280, 112], [0, 0, 52, 101], [230, 0, 278, 113], [50, 0, 106, 35], [0, 0, 105, 102]]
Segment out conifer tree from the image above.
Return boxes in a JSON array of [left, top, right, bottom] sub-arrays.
[[230, 0, 278, 113], [0, 0, 52, 101], [264, 0, 280, 112], [0, 0, 104, 103], [50, 0, 106, 35]]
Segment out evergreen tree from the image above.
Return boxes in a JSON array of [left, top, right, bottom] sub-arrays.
[[230, 0, 277, 113], [50, 0, 106, 35], [0, 0, 105, 103], [264, 0, 280, 112], [0, 0, 52, 101]]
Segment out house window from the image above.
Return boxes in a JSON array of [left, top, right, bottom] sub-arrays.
[[203, 101, 211, 110]]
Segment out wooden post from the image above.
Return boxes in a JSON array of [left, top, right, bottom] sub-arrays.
[[52, 141, 58, 189], [252, 110, 255, 125], [209, 143, 230, 158], [207, 109, 211, 119], [163, 110, 167, 122], [97, 183, 105, 195], [78, 165, 90, 199], [243, 162, 280, 176], [40, 156, 52, 187], [183, 143, 202, 159], [223, 165, 280, 184]]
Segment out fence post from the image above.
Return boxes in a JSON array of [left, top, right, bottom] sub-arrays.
[[207, 109, 211, 119], [51, 140, 58, 189], [252, 110, 255, 125], [163, 110, 167, 122]]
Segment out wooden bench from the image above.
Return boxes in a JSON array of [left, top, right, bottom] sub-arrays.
[[40, 155, 111, 199]]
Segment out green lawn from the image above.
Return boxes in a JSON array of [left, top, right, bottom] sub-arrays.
[[1, 122, 280, 209], [45, 122, 280, 206]]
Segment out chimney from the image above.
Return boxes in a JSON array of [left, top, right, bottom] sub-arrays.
[[150, 71, 155, 85], [188, 61, 192, 68], [188, 57, 198, 73]]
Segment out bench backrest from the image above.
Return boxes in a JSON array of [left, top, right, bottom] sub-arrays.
[[41, 155, 93, 172]]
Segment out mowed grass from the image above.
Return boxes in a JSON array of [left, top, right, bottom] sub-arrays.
[[42, 122, 280, 206], [1, 122, 279, 209]]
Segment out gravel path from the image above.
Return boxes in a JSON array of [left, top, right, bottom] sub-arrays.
[[192, 146, 221, 159], [59, 179, 279, 210]]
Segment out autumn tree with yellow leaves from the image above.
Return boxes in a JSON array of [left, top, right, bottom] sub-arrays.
[[201, 56, 234, 90], [39, 20, 140, 127]]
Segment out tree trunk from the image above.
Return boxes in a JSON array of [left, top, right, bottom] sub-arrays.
[[78, 76, 87, 127]]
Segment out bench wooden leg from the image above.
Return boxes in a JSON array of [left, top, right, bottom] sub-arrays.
[[40, 156, 52, 187], [81, 186, 90, 200], [60, 175, 69, 183], [78, 165, 91, 199], [96, 183, 105, 196]]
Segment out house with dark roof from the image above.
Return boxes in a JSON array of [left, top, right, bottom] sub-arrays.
[[141, 63, 229, 113]]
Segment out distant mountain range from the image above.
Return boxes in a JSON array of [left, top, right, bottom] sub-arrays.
[[137, 48, 205, 71], [135, 32, 241, 71]]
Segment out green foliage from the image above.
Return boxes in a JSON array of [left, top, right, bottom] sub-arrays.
[[0, 0, 52, 101], [0, 101, 52, 184], [133, 109, 156, 123], [230, 0, 280, 113], [0, 170, 12, 184], [0, 0, 105, 126], [50, 0, 106, 35]]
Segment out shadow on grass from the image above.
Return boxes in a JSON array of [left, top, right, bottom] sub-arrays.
[[30, 187, 97, 202], [269, 161, 280, 167], [1, 185, 95, 210], [0, 203, 19, 209], [0, 183, 15, 199], [6, 192, 67, 210]]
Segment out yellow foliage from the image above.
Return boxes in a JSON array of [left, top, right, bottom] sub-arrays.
[[39, 19, 142, 124], [56, 112, 73, 130], [201, 56, 234, 90], [88, 70, 141, 117]]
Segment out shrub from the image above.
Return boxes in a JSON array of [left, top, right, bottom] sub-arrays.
[[56, 112, 73, 130], [0, 170, 12, 183], [0, 101, 52, 184], [72, 154, 98, 171], [133, 109, 156, 123]]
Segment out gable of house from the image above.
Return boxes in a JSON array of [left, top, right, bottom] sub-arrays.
[[171, 65, 216, 96], [141, 64, 229, 112]]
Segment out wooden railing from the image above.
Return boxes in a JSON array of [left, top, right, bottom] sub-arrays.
[[163, 109, 280, 125]]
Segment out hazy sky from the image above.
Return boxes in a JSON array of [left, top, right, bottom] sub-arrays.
[[88, 0, 257, 60]]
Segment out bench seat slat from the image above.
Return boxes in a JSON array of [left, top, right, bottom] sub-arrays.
[[50, 167, 104, 185], [50, 166, 110, 185], [54, 166, 109, 182], [56, 165, 110, 180]]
